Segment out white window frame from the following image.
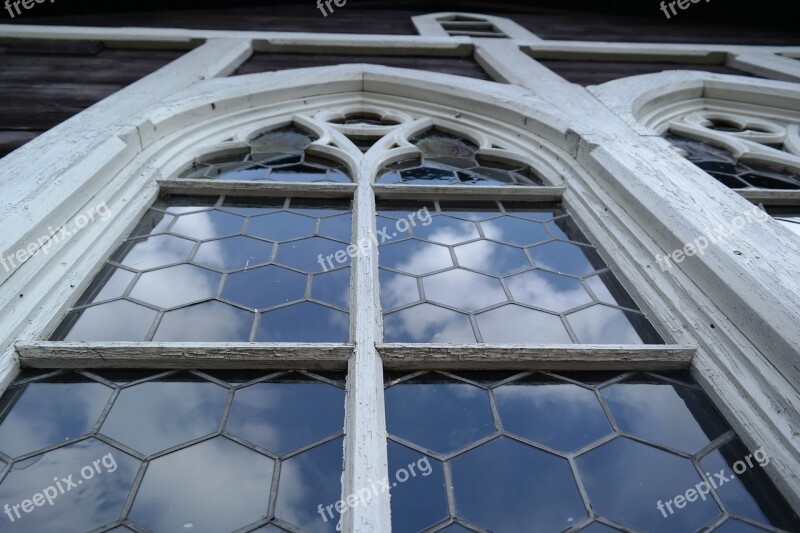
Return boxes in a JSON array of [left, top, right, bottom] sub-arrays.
[[1, 15, 800, 531]]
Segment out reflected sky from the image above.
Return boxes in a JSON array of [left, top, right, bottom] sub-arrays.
[[153, 300, 254, 342], [412, 216, 479, 245], [529, 241, 604, 276], [256, 302, 349, 342], [451, 437, 586, 532], [247, 212, 317, 242], [380, 240, 453, 275], [100, 378, 228, 456], [384, 303, 475, 343], [385, 377, 494, 454], [577, 437, 720, 532], [454, 240, 531, 276], [130, 437, 274, 533], [422, 269, 506, 312], [601, 379, 729, 453], [58, 300, 157, 341], [75, 266, 135, 306], [387, 441, 448, 531], [0, 439, 139, 531], [494, 378, 612, 451], [222, 265, 308, 311], [275, 438, 343, 533], [0, 377, 112, 457], [482, 216, 550, 246], [171, 210, 245, 240], [311, 268, 350, 310], [113, 234, 194, 270], [567, 305, 649, 344], [476, 305, 572, 343], [379, 269, 421, 311], [700, 439, 800, 530], [193, 236, 273, 271], [226, 378, 345, 455], [507, 269, 593, 312], [130, 264, 221, 309]]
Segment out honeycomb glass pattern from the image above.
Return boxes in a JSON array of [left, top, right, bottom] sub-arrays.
[[376, 128, 544, 186], [179, 125, 351, 183], [666, 133, 800, 190], [0, 370, 346, 532], [51, 196, 352, 343], [378, 201, 662, 344], [383, 371, 800, 533]]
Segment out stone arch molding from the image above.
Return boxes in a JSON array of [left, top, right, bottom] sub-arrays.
[[135, 64, 578, 188], [590, 71, 800, 171]]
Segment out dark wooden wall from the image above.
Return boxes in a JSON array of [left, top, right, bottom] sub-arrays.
[[233, 52, 491, 81], [0, 41, 181, 158], [19, 5, 800, 45], [536, 60, 756, 86]]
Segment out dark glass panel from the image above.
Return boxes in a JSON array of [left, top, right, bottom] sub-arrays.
[[387, 441, 448, 532], [256, 302, 348, 342]]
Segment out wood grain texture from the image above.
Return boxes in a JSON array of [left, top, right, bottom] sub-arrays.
[[233, 51, 491, 81], [378, 344, 696, 370], [17, 342, 353, 369], [0, 45, 182, 157]]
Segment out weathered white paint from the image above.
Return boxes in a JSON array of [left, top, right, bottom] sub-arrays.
[[0, 13, 799, 527]]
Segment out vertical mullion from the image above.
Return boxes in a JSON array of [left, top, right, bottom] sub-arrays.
[[341, 153, 391, 531]]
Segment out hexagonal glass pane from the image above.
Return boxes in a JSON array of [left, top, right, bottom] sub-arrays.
[[318, 213, 353, 242], [53, 300, 157, 341], [567, 305, 662, 344], [247, 212, 317, 241], [0, 374, 112, 457], [193, 236, 272, 271], [311, 268, 350, 310], [0, 439, 140, 532], [170, 210, 244, 240], [257, 302, 348, 342], [222, 265, 307, 310], [379, 240, 453, 275], [481, 216, 550, 246], [700, 438, 800, 530], [412, 216, 480, 245], [276, 437, 344, 531], [384, 304, 475, 343], [75, 266, 136, 306], [601, 376, 729, 454], [385, 373, 494, 454], [506, 269, 593, 313], [529, 241, 605, 276], [100, 374, 228, 456], [129, 264, 221, 309], [577, 438, 721, 532], [111, 234, 194, 271], [422, 269, 507, 312], [226, 374, 345, 455], [379, 269, 421, 311], [129, 437, 274, 533], [476, 305, 572, 343], [494, 375, 612, 452], [387, 441, 448, 532], [277, 237, 350, 273], [454, 240, 530, 276], [153, 300, 254, 342], [451, 437, 586, 532]]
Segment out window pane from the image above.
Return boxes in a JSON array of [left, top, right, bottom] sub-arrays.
[[378, 201, 662, 344], [0, 370, 345, 532], [768, 208, 800, 238], [383, 371, 800, 533], [665, 133, 800, 190], [179, 125, 351, 183], [376, 128, 544, 186], [52, 196, 352, 343]]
